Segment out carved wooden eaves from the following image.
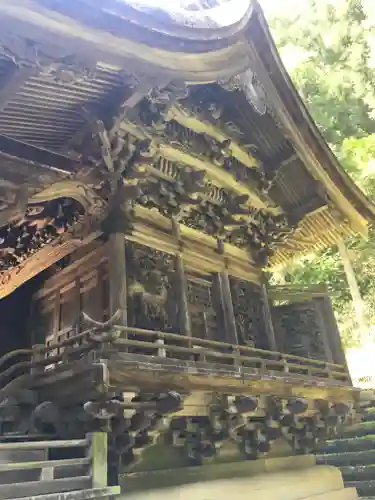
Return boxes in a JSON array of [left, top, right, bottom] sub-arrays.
[[0, 180, 108, 299]]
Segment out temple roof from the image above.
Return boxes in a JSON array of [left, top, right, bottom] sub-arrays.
[[0, 0, 372, 297]]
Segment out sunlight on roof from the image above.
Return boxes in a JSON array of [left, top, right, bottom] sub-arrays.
[[126, 0, 253, 28]]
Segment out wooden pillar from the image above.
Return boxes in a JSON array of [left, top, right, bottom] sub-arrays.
[[214, 241, 238, 345], [260, 283, 277, 351], [217, 270, 239, 345], [89, 432, 108, 489], [176, 256, 192, 337], [172, 219, 191, 337], [108, 233, 127, 326]]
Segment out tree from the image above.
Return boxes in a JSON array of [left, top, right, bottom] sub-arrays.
[[270, 0, 375, 347]]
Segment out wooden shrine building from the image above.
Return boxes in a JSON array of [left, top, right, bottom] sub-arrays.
[[0, 0, 372, 489]]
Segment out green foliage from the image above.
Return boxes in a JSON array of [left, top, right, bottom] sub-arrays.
[[270, 0, 375, 347]]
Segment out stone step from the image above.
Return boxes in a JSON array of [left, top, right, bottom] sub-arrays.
[[363, 409, 375, 423], [316, 450, 375, 467], [341, 422, 375, 439], [346, 481, 375, 497], [306, 488, 358, 500], [121, 465, 346, 500], [341, 465, 375, 482], [318, 436, 375, 454]]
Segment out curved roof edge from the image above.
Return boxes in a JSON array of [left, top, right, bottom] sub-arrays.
[[249, 1, 375, 229]]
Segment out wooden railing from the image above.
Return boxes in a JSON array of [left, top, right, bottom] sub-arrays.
[[0, 432, 120, 499], [109, 325, 349, 383], [0, 321, 351, 396]]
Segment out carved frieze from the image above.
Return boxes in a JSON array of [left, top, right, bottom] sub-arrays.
[[163, 120, 268, 192], [0, 197, 84, 271], [229, 278, 267, 349]]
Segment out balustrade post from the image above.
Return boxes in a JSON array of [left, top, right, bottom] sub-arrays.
[[88, 432, 108, 489]]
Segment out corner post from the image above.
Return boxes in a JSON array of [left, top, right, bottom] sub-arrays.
[[89, 432, 108, 489]]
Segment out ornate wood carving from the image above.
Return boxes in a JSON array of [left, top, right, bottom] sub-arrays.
[[220, 69, 267, 116], [135, 82, 189, 132], [0, 180, 107, 297], [272, 302, 327, 360], [126, 242, 177, 332], [30, 180, 108, 237], [137, 163, 205, 218], [182, 189, 246, 238], [0, 32, 98, 84], [0, 198, 82, 271], [229, 278, 268, 349], [186, 276, 219, 340], [135, 113, 268, 193]]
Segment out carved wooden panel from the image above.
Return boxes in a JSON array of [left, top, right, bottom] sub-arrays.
[[126, 242, 177, 332], [272, 301, 328, 360], [229, 278, 268, 349], [32, 247, 109, 355], [187, 276, 218, 340]]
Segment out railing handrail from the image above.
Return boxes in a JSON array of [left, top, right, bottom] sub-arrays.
[[0, 438, 88, 450], [110, 324, 345, 370], [0, 323, 349, 394], [0, 433, 117, 499]]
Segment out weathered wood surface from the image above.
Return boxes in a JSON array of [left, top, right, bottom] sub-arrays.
[[0, 433, 119, 499]]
